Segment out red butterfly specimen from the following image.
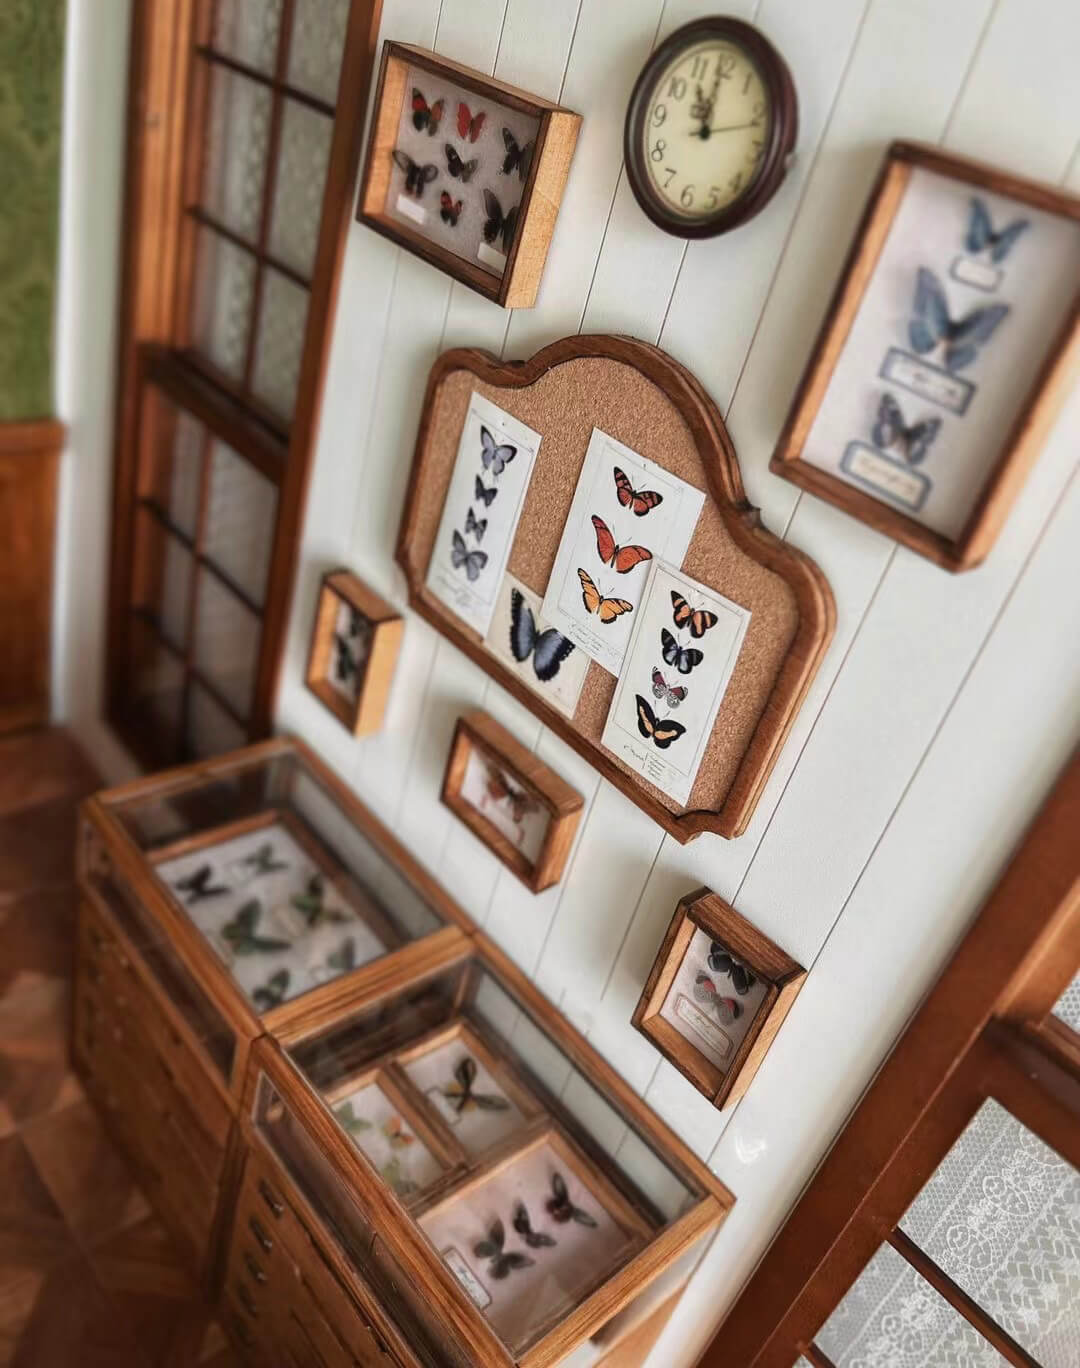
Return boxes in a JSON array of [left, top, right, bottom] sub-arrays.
[[591, 515, 652, 574], [457, 101, 486, 142], [411, 89, 444, 135], [440, 191, 462, 225], [613, 466, 663, 516]]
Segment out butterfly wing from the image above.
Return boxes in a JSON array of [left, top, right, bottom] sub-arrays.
[[613, 467, 635, 509], [517, 141, 535, 183], [965, 196, 992, 254], [451, 529, 467, 568], [509, 588, 537, 663], [651, 667, 668, 701], [460, 158, 478, 184], [635, 694, 659, 742], [578, 568, 600, 615], [597, 596, 633, 623], [482, 190, 503, 244], [531, 628, 575, 682], [675, 646, 702, 675], [501, 127, 520, 175], [632, 489, 662, 515], [637, 695, 686, 748], [872, 392, 904, 450], [420, 163, 438, 188], [905, 417, 941, 465], [464, 549, 488, 581], [474, 474, 497, 507], [591, 515, 616, 567], [410, 89, 429, 130], [688, 609, 718, 639], [501, 204, 518, 252], [661, 628, 679, 668], [671, 593, 691, 630], [668, 683, 687, 705], [990, 218, 1029, 263], [945, 303, 1009, 373], [612, 543, 652, 574], [391, 149, 414, 176], [444, 143, 461, 176], [909, 267, 949, 355], [488, 442, 516, 476], [500, 1253, 535, 1273]]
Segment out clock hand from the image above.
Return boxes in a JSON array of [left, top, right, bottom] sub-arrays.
[[706, 120, 758, 134]]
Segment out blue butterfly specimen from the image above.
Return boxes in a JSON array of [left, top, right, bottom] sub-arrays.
[[465, 506, 487, 541], [872, 393, 941, 466], [965, 197, 1029, 263], [509, 588, 575, 682], [480, 424, 516, 476], [451, 529, 487, 581], [909, 267, 1009, 372], [475, 474, 497, 507]]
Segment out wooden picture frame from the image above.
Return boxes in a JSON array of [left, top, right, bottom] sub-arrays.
[[305, 568, 403, 736], [441, 711, 583, 893], [633, 888, 805, 1109], [356, 42, 581, 309], [771, 140, 1080, 571]]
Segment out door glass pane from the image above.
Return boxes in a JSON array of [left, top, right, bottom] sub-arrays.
[[134, 513, 193, 650], [192, 570, 260, 717], [250, 268, 308, 419], [817, 1241, 1010, 1367], [142, 400, 203, 537], [1052, 971, 1080, 1032], [900, 1097, 1080, 1367], [286, 0, 349, 103], [186, 681, 248, 759], [267, 99, 332, 277], [125, 616, 185, 752], [200, 64, 272, 242], [211, 0, 283, 74], [202, 441, 277, 607], [190, 227, 256, 382]]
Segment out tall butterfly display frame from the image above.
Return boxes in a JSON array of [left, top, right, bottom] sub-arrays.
[[356, 42, 581, 308], [632, 888, 805, 1110], [772, 141, 1080, 571], [398, 334, 835, 843], [305, 569, 403, 737]]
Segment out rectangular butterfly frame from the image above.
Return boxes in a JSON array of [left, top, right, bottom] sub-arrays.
[[305, 569, 403, 736], [441, 710, 584, 894], [356, 43, 582, 309], [771, 141, 1080, 571], [632, 888, 805, 1110]]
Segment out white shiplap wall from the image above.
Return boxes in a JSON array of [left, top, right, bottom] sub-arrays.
[[275, 2, 1080, 1363]]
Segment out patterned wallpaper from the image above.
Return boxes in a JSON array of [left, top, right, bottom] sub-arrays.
[[0, 0, 65, 420]]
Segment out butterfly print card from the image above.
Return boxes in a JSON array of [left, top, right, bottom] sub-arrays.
[[484, 574, 587, 720], [541, 428, 706, 677], [425, 392, 541, 638], [602, 563, 750, 806]]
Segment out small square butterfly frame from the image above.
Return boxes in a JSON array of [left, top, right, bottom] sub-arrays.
[[633, 888, 805, 1110], [356, 42, 581, 308], [771, 140, 1080, 571], [441, 710, 583, 894], [305, 570, 403, 737]]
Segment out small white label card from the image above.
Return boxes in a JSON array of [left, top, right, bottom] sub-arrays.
[[602, 561, 751, 807], [425, 392, 541, 639], [442, 1247, 491, 1310], [484, 573, 588, 720], [540, 429, 706, 677]]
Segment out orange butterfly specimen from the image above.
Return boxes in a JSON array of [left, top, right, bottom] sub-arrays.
[[577, 569, 633, 623], [671, 591, 719, 638], [613, 466, 663, 517], [383, 1116, 415, 1149], [591, 516, 653, 574], [484, 764, 538, 825]]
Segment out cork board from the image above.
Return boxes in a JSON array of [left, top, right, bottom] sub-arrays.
[[397, 335, 835, 842]]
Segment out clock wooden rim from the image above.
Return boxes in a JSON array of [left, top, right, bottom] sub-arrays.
[[624, 15, 798, 240]]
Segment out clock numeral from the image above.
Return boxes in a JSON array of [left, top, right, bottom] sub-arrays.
[[752, 99, 766, 127], [651, 103, 667, 127], [716, 53, 737, 79], [729, 171, 743, 194], [690, 54, 708, 79], [680, 184, 695, 209], [667, 76, 687, 100], [650, 138, 667, 163], [742, 70, 752, 95], [707, 185, 722, 210], [662, 166, 677, 189]]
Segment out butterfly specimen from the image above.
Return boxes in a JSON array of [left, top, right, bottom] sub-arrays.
[[441, 1056, 511, 1115], [614, 466, 664, 516], [693, 972, 741, 1024], [965, 197, 1029, 263], [411, 88, 445, 134], [440, 191, 462, 226], [291, 872, 348, 928], [252, 968, 290, 1012], [451, 528, 488, 581], [909, 266, 1009, 372], [474, 474, 497, 507], [482, 189, 518, 253], [671, 591, 719, 639], [383, 1116, 415, 1150], [708, 943, 757, 995], [345, 607, 365, 638], [480, 424, 516, 475], [661, 628, 703, 676], [381, 1157, 419, 1198], [333, 633, 357, 683], [325, 936, 356, 974], [392, 150, 438, 198], [484, 764, 539, 827], [174, 864, 227, 904], [635, 694, 687, 750], [577, 569, 633, 623], [222, 900, 292, 956], [547, 1172, 598, 1227], [512, 1202, 556, 1249], [651, 667, 687, 708], [457, 102, 486, 143], [444, 143, 478, 182], [334, 1100, 373, 1137], [465, 506, 487, 541], [243, 843, 289, 877], [591, 515, 652, 574], [509, 589, 575, 682], [474, 1219, 534, 1280], [500, 128, 534, 181], [871, 392, 941, 466]]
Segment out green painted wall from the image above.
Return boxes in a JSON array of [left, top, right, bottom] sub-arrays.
[[0, 0, 66, 420]]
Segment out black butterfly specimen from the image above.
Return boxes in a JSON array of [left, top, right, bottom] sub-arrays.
[[547, 1172, 597, 1227], [174, 864, 228, 904], [482, 190, 518, 253], [439, 191, 462, 225], [444, 143, 478, 182], [441, 1056, 510, 1115], [345, 606, 365, 638], [325, 936, 356, 974], [392, 150, 438, 198], [965, 197, 1029, 263], [465, 506, 487, 542], [513, 1201, 556, 1249], [291, 873, 347, 928], [333, 633, 357, 684], [500, 128, 534, 181], [222, 900, 292, 956], [671, 591, 718, 638], [243, 843, 289, 877], [473, 1219, 534, 1280], [708, 943, 756, 995], [651, 667, 687, 708], [253, 968, 290, 1012], [480, 424, 516, 476], [693, 972, 741, 1024], [661, 627, 703, 676], [909, 267, 1009, 372], [871, 393, 941, 466], [509, 588, 575, 683], [411, 88, 445, 135], [614, 466, 663, 516], [451, 529, 487, 581], [474, 474, 497, 507], [635, 694, 686, 750]]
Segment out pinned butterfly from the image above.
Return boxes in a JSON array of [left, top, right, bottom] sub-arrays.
[[392, 150, 438, 199], [872, 393, 941, 466], [964, 197, 1029, 264], [909, 266, 1009, 372], [509, 588, 575, 683]]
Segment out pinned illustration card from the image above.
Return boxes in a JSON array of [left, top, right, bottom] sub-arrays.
[[484, 575, 587, 720]]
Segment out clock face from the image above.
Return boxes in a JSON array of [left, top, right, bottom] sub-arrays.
[[640, 38, 773, 222]]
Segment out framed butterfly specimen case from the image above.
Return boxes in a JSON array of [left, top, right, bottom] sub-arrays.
[[633, 888, 805, 1109], [772, 141, 1080, 571], [356, 43, 581, 308], [441, 709, 583, 893], [305, 569, 403, 736]]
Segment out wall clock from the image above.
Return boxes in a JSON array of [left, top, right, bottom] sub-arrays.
[[624, 16, 797, 239]]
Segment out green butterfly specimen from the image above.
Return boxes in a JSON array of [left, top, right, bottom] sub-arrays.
[[244, 842, 289, 876], [334, 1100, 373, 1137], [381, 1157, 418, 1198], [442, 1056, 510, 1115], [222, 900, 292, 955], [325, 937, 356, 974], [252, 968, 290, 1012], [290, 873, 348, 928]]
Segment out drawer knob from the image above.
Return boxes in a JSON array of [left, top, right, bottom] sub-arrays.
[[258, 1178, 284, 1218], [230, 1313, 253, 1349], [248, 1215, 273, 1254], [242, 1251, 267, 1285], [235, 1281, 258, 1318]]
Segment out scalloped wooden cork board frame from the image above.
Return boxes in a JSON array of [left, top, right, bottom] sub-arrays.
[[397, 335, 835, 842]]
